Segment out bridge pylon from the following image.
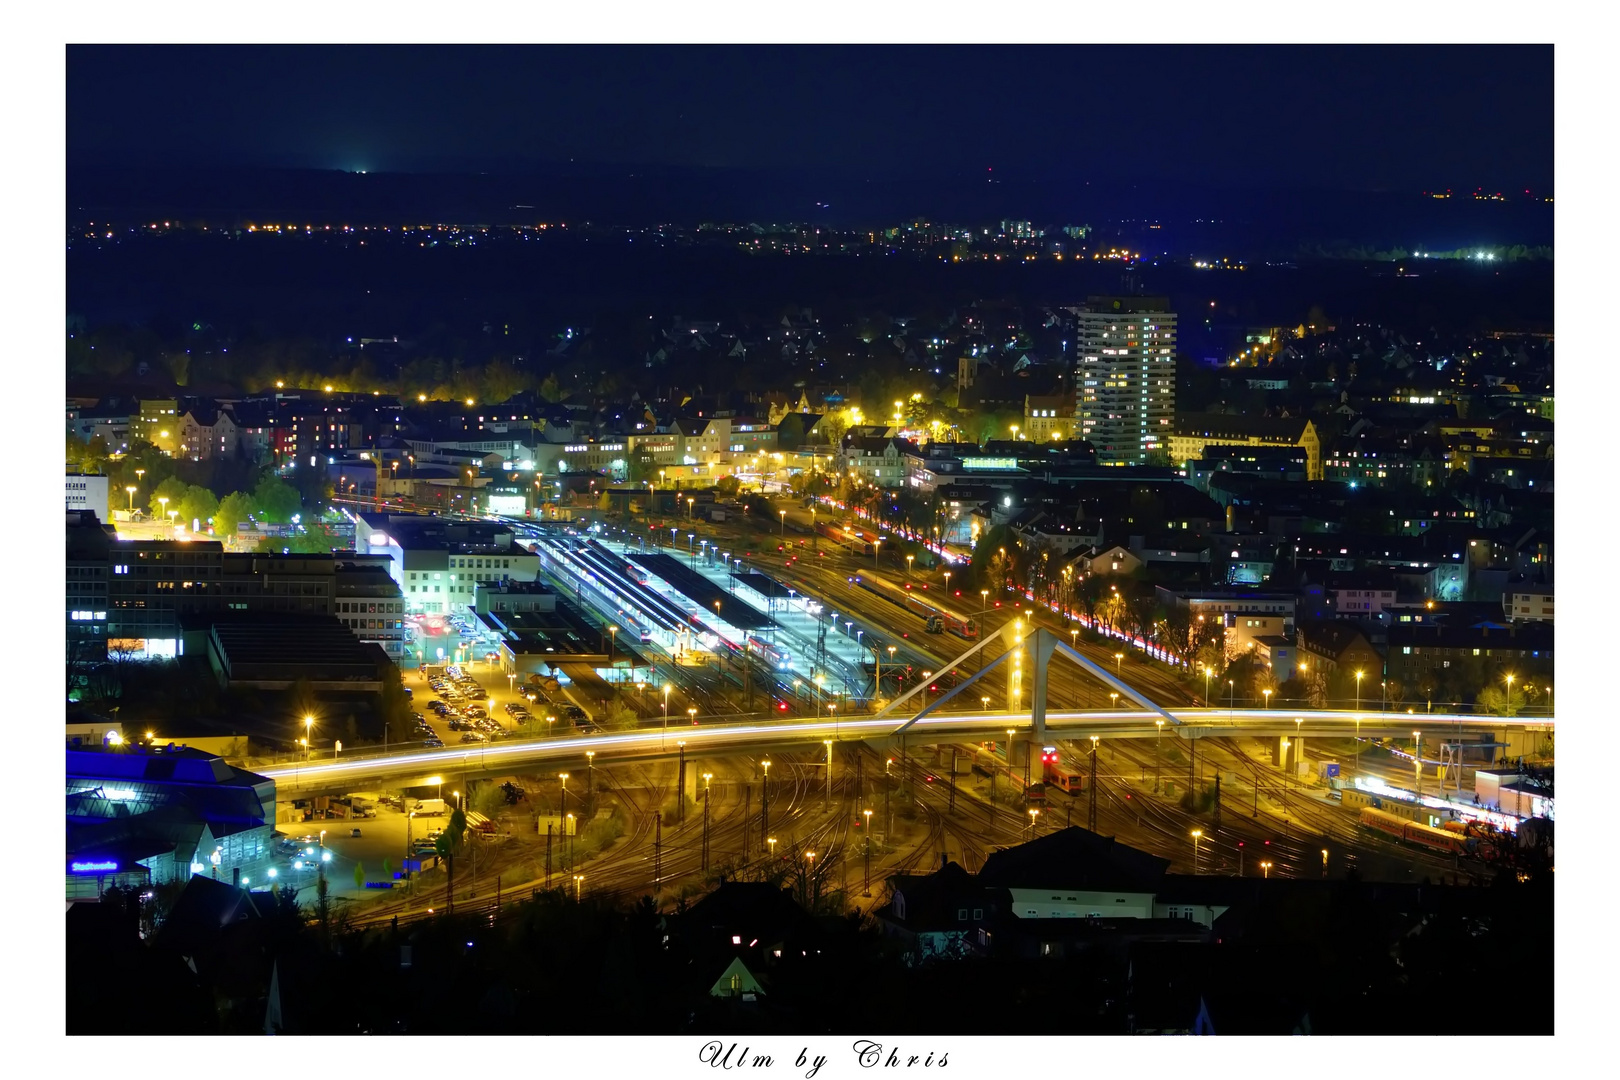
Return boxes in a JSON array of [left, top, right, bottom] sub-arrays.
[[875, 625, 1182, 741]]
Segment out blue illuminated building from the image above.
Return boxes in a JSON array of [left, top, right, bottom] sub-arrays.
[[66, 742, 277, 900]]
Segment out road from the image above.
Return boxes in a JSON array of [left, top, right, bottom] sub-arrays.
[[260, 703, 1528, 798]]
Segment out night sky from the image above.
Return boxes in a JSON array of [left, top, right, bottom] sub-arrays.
[[68, 45, 1552, 192]]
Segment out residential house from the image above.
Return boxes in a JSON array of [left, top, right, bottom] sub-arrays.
[[1503, 588, 1553, 623], [178, 404, 239, 462], [839, 435, 917, 488], [1295, 619, 1384, 678]]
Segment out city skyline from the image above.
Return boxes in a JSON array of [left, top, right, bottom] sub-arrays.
[[44, 21, 1585, 1053]]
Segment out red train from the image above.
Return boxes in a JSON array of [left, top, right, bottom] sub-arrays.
[[1360, 807, 1474, 856]]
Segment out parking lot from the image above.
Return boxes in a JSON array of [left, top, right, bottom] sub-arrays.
[[400, 660, 595, 749], [268, 804, 423, 901]]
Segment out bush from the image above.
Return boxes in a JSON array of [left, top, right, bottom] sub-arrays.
[[1177, 786, 1217, 813], [579, 806, 627, 856]]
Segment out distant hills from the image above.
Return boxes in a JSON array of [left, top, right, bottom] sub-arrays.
[[68, 163, 1552, 255]]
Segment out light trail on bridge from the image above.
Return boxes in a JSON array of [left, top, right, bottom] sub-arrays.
[[261, 707, 1553, 793]]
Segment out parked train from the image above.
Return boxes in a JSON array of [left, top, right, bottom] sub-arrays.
[[1359, 807, 1475, 856], [816, 521, 875, 556], [1041, 746, 1088, 793], [852, 572, 980, 639]]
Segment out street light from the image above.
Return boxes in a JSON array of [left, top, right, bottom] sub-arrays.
[[767, 836, 777, 859], [662, 684, 672, 746], [687, 706, 697, 726], [1262, 688, 1272, 708], [1028, 808, 1040, 833], [1203, 666, 1213, 705], [779, 509, 787, 535], [1355, 669, 1364, 713], [1260, 860, 1272, 879], [125, 485, 137, 512], [1114, 652, 1123, 676], [1413, 731, 1422, 799], [1191, 829, 1202, 875], [823, 739, 834, 803], [1154, 718, 1164, 793]]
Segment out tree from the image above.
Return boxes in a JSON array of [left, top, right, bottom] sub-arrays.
[[377, 667, 415, 746], [213, 490, 255, 535], [179, 484, 218, 529], [603, 703, 639, 731], [1477, 683, 1526, 717], [538, 374, 563, 403], [254, 475, 302, 524], [148, 475, 189, 518], [1159, 607, 1221, 668], [353, 860, 366, 890]]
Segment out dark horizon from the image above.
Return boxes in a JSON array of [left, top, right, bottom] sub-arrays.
[[68, 45, 1554, 195]]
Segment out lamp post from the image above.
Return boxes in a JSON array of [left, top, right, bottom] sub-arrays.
[[1191, 829, 1202, 875], [823, 739, 833, 806], [1262, 689, 1272, 709], [1227, 680, 1235, 715], [1155, 719, 1164, 793], [863, 809, 873, 895], [125, 485, 137, 512], [1114, 652, 1124, 676], [779, 509, 786, 536], [586, 751, 595, 797], [1412, 731, 1422, 799], [688, 706, 697, 727], [1321, 848, 1329, 879], [761, 759, 771, 841], [1110, 692, 1119, 710], [702, 771, 713, 870], [1203, 666, 1213, 706], [1261, 860, 1272, 879], [768, 836, 777, 860], [1088, 734, 1099, 831], [1355, 670, 1364, 713], [662, 684, 672, 748], [1028, 808, 1040, 834]]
